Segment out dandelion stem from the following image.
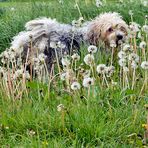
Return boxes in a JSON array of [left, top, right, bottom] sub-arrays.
[[131, 68, 136, 90], [54, 48, 61, 73]]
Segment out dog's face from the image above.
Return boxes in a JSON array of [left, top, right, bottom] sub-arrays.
[[101, 22, 128, 46], [87, 12, 128, 47]]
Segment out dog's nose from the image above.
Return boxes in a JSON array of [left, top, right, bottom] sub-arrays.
[[117, 34, 123, 40]]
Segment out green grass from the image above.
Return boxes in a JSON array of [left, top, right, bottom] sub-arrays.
[[0, 82, 146, 147], [0, 0, 148, 147]]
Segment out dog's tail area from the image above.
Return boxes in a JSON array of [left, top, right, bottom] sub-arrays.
[[10, 17, 58, 53], [25, 17, 57, 31]]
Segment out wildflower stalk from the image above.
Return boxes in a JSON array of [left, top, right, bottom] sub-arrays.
[[133, 37, 137, 53], [103, 73, 109, 88], [133, 104, 138, 124], [120, 67, 122, 88], [142, 47, 146, 61], [48, 64, 55, 97], [54, 48, 61, 74], [111, 47, 114, 66], [90, 64, 95, 78], [131, 68, 136, 90], [70, 33, 75, 56], [87, 86, 91, 110], [61, 110, 65, 134], [7, 70, 13, 99], [125, 73, 130, 88], [75, 1, 82, 17], [74, 61, 77, 72], [29, 38, 33, 81], [139, 71, 148, 95]]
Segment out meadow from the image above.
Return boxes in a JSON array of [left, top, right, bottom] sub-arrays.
[[0, 0, 148, 147]]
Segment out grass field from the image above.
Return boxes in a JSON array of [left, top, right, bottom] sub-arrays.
[[0, 0, 148, 147]]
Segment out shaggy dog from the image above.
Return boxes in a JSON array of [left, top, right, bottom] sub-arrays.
[[3, 12, 128, 71]]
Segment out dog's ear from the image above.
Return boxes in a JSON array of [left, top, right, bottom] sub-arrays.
[[87, 23, 101, 45]]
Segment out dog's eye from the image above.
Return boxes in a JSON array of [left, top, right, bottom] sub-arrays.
[[120, 27, 126, 32], [108, 28, 113, 32]]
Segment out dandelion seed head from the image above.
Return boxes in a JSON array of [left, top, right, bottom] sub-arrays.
[[60, 72, 66, 81], [128, 53, 139, 62], [96, 0, 103, 7], [110, 40, 117, 48], [123, 67, 129, 72], [118, 51, 127, 59], [143, 25, 148, 34], [96, 64, 107, 74], [27, 129, 36, 136], [128, 10, 133, 16], [38, 53, 47, 64], [131, 61, 138, 69], [141, 61, 148, 70], [61, 57, 71, 68], [142, 1, 148, 7], [71, 53, 80, 61], [71, 81, 81, 90], [10, 7, 15, 11], [88, 45, 98, 53], [57, 104, 65, 112], [23, 71, 31, 80], [129, 22, 140, 35], [84, 54, 94, 66], [111, 80, 118, 86], [83, 77, 94, 88], [50, 42, 57, 48], [81, 69, 91, 78], [72, 17, 84, 28], [105, 66, 115, 77], [139, 41, 146, 49], [119, 58, 127, 67], [13, 69, 23, 80], [122, 44, 132, 52]]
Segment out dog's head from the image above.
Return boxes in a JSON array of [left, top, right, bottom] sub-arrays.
[[87, 12, 128, 47]]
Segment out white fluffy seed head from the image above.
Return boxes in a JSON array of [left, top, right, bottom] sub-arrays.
[[123, 67, 129, 72], [96, 0, 103, 7], [87, 45, 97, 53], [131, 61, 138, 69], [139, 41, 146, 49], [122, 44, 131, 52], [57, 104, 65, 112], [82, 70, 91, 78], [110, 40, 117, 48], [96, 64, 107, 74], [71, 81, 81, 90], [118, 58, 127, 67], [50, 41, 65, 49], [105, 66, 115, 77], [71, 53, 80, 61], [61, 57, 71, 68], [129, 22, 140, 33], [143, 25, 148, 34], [38, 53, 47, 63], [23, 71, 31, 80], [60, 72, 67, 81], [128, 53, 139, 62], [50, 42, 57, 48], [84, 54, 94, 66], [83, 77, 94, 87], [118, 51, 127, 59], [141, 61, 148, 70]]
